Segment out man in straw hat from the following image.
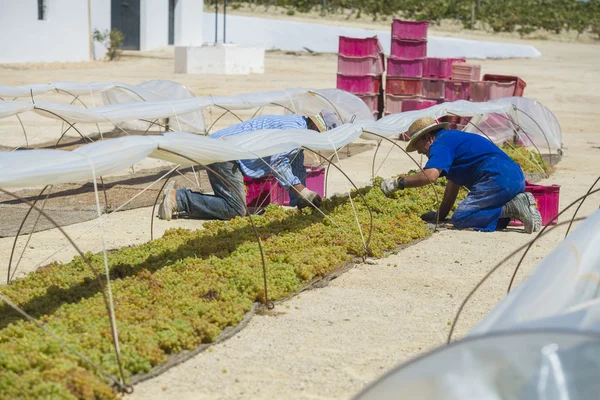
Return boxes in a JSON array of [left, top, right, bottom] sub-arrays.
[[158, 110, 341, 221], [381, 116, 542, 233]]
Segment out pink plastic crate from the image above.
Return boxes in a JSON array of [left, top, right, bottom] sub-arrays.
[[391, 39, 427, 59], [470, 81, 488, 102], [510, 183, 560, 227], [337, 55, 384, 76], [452, 62, 481, 81], [445, 81, 471, 102], [244, 166, 325, 207], [337, 74, 381, 93], [385, 77, 422, 96], [356, 93, 379, 112], [385, 95, 437, 114], [386, 57, 424, 77], [339, 36, 383, 57], [487, 81, 516, 100], [423, 58, 453, 79], [391, 19, 429, 40], [422, 79, 445, 99], [483, 74, 527, 96]]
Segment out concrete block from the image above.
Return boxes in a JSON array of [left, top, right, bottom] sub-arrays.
[[174, 43, 264, 75]]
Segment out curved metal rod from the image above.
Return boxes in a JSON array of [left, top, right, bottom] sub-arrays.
[[323, 153, 336, 198], [212, 105, 244, 123], [302, 147, 374, 256], [150, 167, 181, 241], [100, 176, 109, 212], [447, 216, 589, 344], [33, 107, 93, 146], [506, 186, 600, 294], [448, 111, 547, 177], [206, 109, 237, 135], [307, 91, 344, 122], [251, 105, 265, 120], [152, 149, 273, 309], [138, 118, 175, 134], [361, 131, 441, 232], [565, 175, 600, 238], [270, 102, 296, 115], [54, 89, 89, 109], [0, 95, 29, 147], [7, 186, 49, 284], [0, 187, 129, 390], [371, 140, 382, 180], [513, 106, 553, 159]]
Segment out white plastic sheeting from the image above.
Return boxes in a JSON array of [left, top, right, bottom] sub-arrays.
[[204, 13, 541, 59], [356, 330, 600, 400]]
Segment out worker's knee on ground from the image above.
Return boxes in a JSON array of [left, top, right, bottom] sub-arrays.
[[227, 201, 247, 219]]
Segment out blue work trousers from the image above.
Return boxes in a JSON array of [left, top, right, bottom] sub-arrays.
[[451, 156, 525, 232]]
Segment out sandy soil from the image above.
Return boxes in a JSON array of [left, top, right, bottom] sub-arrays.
[[0, 18, 599, 400]]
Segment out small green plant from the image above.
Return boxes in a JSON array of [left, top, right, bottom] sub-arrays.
[[286, 8, 296, 15], [93, 28, 125, 61]]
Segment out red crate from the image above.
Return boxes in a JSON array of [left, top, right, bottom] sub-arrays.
[[423, 58, 453, 79], [386, 96, 437, 114], [483, 74, 527, 96], [487, 81, 516, 100], [386, 57, 424, 77], [391, 19, 429, 40], [244, 166, 325, 207], [391, 39, 427, 59], [337, 55, 384, 76], [356, 93, 379, 112], [452, 63, 481, 81], [470, 81, 488, 102], [445, 81, 471, 102], [422, 78, 445, 99], [386, 77, 422, 96], [510, 183, 560, 227], [337, 74, 382, 93], [339, 36, 383, 57]]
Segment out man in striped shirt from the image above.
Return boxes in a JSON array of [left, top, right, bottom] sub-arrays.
[[158, 110, 341, 221]]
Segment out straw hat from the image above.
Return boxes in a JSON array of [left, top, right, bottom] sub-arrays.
[[405, 117, 449, 152], [308, 109, 341, 132]]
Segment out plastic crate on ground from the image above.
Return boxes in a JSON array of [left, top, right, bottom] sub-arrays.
[[386, 57, 424, 77], [487, 81, 516, 100], [422, 78, 445, 99], [356, 93, 379, 112], [423, 58, 453, 79], [338, 36, 384, 57], [470, 81, 488, 102], [337, 55, 384, 76], [337, 74, 382, 93], [483, 74, 527, 96], [385, 77, 423, 96], [510, 183, 560, 226], [445, 81, 471, 102], [244, 166, 325, 207], [391, 19, 429, 40], [390, 39, 427, 59], [452, 62, 481, 81], [385, 94, 419, 114]]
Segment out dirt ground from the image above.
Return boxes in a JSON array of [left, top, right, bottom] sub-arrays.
[[1, 16, 599, 400]]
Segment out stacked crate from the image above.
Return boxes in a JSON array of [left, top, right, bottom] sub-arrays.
[[336, 36, 385, 119], [385, 20, 429, 115]]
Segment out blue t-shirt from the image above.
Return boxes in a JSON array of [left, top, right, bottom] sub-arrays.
[[424, 130, 516, 189]]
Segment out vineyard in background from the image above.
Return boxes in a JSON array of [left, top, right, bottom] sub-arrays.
[[224, 0, 600, 38]]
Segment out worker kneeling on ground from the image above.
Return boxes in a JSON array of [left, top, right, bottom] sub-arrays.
[[158, 110, 341, 221], [381, 116, 542, 233]]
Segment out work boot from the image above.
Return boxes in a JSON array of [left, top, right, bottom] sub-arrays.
[[506, 192, 542, 234], [158, 183, 179, 221]]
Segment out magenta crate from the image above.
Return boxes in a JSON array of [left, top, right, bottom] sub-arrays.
[[337, 55, 384, 76], [390, 39, 427, 59], [510, 183, 560, 227], [244, 166, 326, 207], [391, 19, 429, 40], [402, 98, 437, 112], [338, 36, 383, 57], [444, 81, 471, 102], [356, 93, 379, 112], [422, 78, 445, 99], [337, 74, 381, 93], [423, 58, 453, 79], [385, 95, 416, 114], [487, 81, 517, 100], [470, 81, 488, 102], [452, 62, 481, 81], [386, 57, 424, 77]]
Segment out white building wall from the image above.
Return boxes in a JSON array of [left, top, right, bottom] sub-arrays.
[[140, 0, 168, 51], [0, 0, 90, 63], [91, 0, 111, 60], [175, 0, 203, 46]]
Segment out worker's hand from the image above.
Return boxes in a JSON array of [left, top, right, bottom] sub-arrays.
[[420, 211, 439, 223], [296, 188, 322, 209], [381, 177, 403, 196]]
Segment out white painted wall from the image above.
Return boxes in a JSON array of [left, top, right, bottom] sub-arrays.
[[0, 0, 90, 63], [91, 0, 111, 60], [175, 0, 203, 46], [140, 0, 168, 51]]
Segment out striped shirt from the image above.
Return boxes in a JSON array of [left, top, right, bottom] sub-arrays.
[[210, 115, 308, 189]]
